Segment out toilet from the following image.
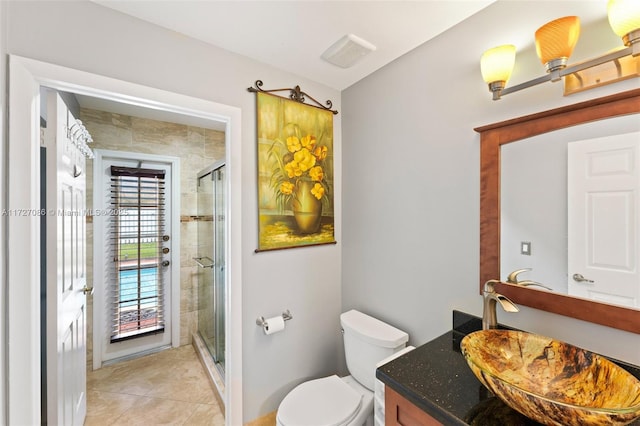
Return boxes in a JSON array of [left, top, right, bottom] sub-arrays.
[[276, 309, 409, 426]]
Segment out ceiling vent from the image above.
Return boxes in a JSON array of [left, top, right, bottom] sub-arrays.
[[321, 34, 377, 68]]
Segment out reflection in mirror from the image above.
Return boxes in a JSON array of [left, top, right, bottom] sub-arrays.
[[501, 114, 640, 310]]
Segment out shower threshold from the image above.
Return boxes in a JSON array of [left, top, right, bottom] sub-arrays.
[[192, 332, 225, 415]]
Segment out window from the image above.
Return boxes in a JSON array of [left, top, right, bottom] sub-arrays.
[[109, 166, 166, 342]]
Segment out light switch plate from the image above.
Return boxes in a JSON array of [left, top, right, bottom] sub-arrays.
[[521, 241, 531, 255]]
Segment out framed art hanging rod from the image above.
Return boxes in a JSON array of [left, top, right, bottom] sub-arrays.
[[247, 80, 339, 115]]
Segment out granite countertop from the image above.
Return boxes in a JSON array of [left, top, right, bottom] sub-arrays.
[[376, 311, 640, 426]]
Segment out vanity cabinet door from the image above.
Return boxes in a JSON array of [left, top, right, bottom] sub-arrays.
[[385, 386, 443, 426]]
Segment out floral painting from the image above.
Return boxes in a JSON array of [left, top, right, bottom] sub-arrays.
[[256, 91, 335, 251]]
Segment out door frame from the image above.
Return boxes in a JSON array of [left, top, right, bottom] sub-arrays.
[[7, 55, 243, 425], [93, 150, 181, 367]]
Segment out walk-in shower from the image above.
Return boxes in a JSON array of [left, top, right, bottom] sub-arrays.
[[195, 161, 226, 381]]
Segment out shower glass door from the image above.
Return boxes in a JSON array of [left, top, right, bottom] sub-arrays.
[[196, 162, 226, 376], [213, 165, 225, 368]]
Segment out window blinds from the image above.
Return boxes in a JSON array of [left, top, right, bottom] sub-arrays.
[[109, 166, 166, 342]]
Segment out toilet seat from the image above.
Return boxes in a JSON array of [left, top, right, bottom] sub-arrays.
[[277, 375, 363, 426]]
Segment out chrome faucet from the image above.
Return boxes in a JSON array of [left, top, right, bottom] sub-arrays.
[[483, 280, 519, 330]]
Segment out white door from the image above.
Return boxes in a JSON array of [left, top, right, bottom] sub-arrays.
[[568, 132, 640, 308], [44, 91, 88, 425], [94, 153, 174, 364]]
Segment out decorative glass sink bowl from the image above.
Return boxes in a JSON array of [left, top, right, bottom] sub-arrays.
[[460, 330, 640, 426]]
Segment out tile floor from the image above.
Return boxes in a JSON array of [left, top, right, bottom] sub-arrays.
[[85, 345, 224, 425]]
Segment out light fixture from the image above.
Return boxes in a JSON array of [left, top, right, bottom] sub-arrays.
[[608, 0, 640, 45], [481, 45, 516, 95], [482, 0, 640, 101], [535, 16, 581, 74]]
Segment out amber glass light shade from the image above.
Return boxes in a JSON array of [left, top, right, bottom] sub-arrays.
[[480, 45, 516, 84], [608, 0, 640, 44], [535, 16, 581, 69]]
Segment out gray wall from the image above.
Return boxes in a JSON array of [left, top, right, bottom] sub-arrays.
[[342, 1, 640, 365], [3, 1, 342, 422]]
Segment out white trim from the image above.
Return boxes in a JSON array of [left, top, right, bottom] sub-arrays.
[[223, 110, 243, 426], [7, 51, 42, 426], [7, 55, 243, 425], [93, 150, 181, 367], [0, 2, 7, 423]]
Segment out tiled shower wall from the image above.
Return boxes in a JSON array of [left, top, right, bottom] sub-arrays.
[[81, 107, 225, 369]]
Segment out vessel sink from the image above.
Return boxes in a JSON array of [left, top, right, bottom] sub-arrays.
[[460, 329, 640, 426]]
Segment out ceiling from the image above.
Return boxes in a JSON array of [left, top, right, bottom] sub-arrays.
[[79, 0, 613, 130], [92, 0, 497, 91], [74, 93, 228, 130]]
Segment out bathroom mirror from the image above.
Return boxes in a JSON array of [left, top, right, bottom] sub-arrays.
[[476, 88, 640, 334], [500, 113, 640, 302]]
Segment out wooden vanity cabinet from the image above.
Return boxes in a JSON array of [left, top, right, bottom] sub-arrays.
[[385, 386, 443, 426]]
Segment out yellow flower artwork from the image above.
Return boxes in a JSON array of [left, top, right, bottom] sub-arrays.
[[255, 91, 335, 251]]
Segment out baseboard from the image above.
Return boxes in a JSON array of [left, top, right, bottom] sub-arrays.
[[244, 411, 277, 426]]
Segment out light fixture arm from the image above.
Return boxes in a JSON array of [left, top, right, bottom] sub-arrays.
[[494, 45, 636, 100], [498, 74, 553, 99]]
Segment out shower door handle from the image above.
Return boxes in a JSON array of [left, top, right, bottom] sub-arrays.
[[193, 256, 215, 269]]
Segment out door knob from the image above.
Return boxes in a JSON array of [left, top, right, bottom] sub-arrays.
[[572, 273, 594, 283], [82, 286, 94, 296]]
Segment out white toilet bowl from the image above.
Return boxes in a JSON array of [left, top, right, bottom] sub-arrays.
[[276, 310, 408, 426], [276, 375, 373, 426]]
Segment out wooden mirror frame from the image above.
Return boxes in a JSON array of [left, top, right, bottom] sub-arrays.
[[476, 88, 640, 334]]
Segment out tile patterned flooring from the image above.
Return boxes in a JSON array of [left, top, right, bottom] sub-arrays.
[[85, 345, 224, 425]]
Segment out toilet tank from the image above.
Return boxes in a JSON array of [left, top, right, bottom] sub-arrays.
[[340, 310, 408, 391]]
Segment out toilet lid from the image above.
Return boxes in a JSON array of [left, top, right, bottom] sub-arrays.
[[278, 375, 362, 426]]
